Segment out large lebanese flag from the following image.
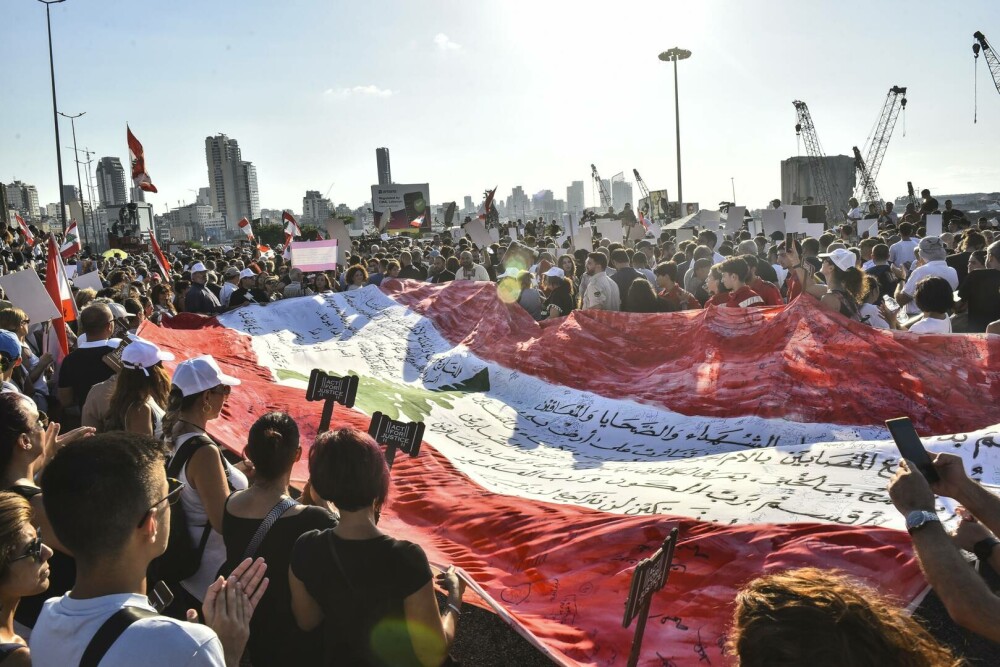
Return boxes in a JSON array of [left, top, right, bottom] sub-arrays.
[[45, 234, 76, 357], [127, 125, 157, 193], [143, 282, 1000, 665], [60, 220, 81, 259]]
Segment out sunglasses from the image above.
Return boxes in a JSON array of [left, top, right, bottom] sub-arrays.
[[137, 477, 185, 527], [10, 536, 43, 563]]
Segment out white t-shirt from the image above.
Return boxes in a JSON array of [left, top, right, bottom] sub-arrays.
[[219, 282, 237, 308], [909, 316, 953, 334], [888, 238, 918, 268], [901, 260, 959, 315], [454, 264, 491, 281], [31, 593, 224, 666]]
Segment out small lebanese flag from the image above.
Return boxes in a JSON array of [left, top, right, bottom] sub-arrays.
[[150, 236, 172, 281], [409, 213, 424, 228], [477, 186, 498, 220], [238, 217, 254, 240], [282, 242, 292, 261], [15, 214, 34, 247], [258, 244, 274, 258], [45, 234, 76, 357], [127, 125, 158, 193], [60, 220, 81, 259]]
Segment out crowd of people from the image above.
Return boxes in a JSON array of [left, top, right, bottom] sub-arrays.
[[0, 194, 998, 665]]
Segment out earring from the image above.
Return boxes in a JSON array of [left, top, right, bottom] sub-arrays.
[[202, 401, 212, 415]]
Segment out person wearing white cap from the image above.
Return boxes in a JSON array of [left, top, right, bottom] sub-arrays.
[[102, 339, 174, 438], [228, 268, 261, 310], [541, 266, 576, 319], [184, 262, 224, 315], [816, 247, 865, 319], [162, 355, 247, 606], [896, 236, 959, 318], [219, 266, 241, 308]]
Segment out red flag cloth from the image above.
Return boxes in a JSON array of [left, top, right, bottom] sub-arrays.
[[409, 214, 424, 228], [477, 186, 497, 220], [150, 236, 172, 281], [238, 217, 254, 240], [282, 211, 301, 237], [60, 220, 81, 259], [138, 280, 1000, 666], [127, 125, 158, 193], [15, 214, 34, 247], [257, 244, 273, 257], [45, 235, 74, 357]]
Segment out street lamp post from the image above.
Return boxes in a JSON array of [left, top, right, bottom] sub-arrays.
[[39, 0, 68, 233], [659, 48, 691, 219], [58, 111, 90, 248]]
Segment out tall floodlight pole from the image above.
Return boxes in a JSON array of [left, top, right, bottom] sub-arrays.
[[659, 48, 691, 218], [58, 111, 89, 247], [40, 0, 68, 233]]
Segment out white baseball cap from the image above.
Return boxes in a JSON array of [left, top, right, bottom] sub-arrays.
[[171, 355, 241, 396], [190, 262, 208, 273], [239, 268, 256, 279], [818, 248, 857, 272], [121, 339, 175, 375], [543, 266, 565, 278], [107, 302, 129, 319]]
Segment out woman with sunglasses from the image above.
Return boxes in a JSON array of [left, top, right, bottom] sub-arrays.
[[0, 491, 52, 663], [161, 356, 248, 612], [0, 393, 92, 631]]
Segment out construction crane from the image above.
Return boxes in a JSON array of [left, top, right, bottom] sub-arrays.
[[852, 147, 881, 209], [907, 181, 918, 210], [792, 101, 839, 217], [591, 164, 612, 209], [632, 169, 659, 220], [852, 86, 907, 207], [974, 32, 1000, 96]]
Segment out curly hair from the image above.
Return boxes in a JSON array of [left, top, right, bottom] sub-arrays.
[[728, 568, 961, 667]]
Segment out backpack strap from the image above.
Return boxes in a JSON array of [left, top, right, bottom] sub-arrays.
[[241, 496, 298, 561], [79, 606, 157, 667], [0, 643, 26, 663], [168, 435, 236, 493]]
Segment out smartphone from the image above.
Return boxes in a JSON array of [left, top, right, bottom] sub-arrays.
[[882, 295, 901, 313], [149, 580, 174, 613], [885, 417, 939, 483]]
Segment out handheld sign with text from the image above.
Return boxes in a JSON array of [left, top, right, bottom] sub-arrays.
[[367, 411, 425, 467], [102, 334, 135, 373], [305, 369, 359, 433], [622, 527, 679, 667]]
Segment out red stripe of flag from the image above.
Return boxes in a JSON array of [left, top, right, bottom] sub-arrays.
[[150, 236, 172, 281]]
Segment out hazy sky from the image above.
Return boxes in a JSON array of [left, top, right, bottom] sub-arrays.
[[3, 0, 1000, 214]]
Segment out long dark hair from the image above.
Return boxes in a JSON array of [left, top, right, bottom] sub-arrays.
[[104, 365, 171, 431], [161, 386, 207, 444]]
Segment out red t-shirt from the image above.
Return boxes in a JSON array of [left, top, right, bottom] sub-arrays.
[[705, 292, 729, 307], [751, 278, 783, 306], [657, 285, 702, 310], [725, 285, 764, 308]]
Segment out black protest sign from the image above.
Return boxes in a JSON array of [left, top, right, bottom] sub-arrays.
[[306, 370, 359, 433], [622, 527, 679, 667], [368, 411, 425, 467]]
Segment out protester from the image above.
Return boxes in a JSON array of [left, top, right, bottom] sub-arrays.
[[102, 339, 173, 436], [816, 248, 864, 320], [32, 431, 268, 666], [582, 252, 620, 311], [56, 303, 118, 418], [290, 428, 466, 667], [653, 262, 700, 311], [344, 265, 368, 291], [227, 269, 260, 309], [540, 269, 576, 319], [162, 356, 248, 610], [282, 268, 312, 299], [0, 308, 51, 407], [907, 276, 955, 334], [704, 263, 730, 307], [896, 237, 959, 317], [720, 258, 764, 308], [953, 240, 1000, 333], [220, 412, 337, 666], [185, 262, 225, 315], [728, 568, 961, 666], [454, 251, 490, 282], [626, 278, 665, 313]]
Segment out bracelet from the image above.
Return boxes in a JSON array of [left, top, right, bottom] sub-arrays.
[[446, 603, 461, 616]]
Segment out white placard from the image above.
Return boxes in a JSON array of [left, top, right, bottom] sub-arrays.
[[0, 269, 61, 323], [860, 219, 879, 239], [676, 227, 696, 243], [464, 219, 493, 248], [725, 207, 746, 235], [507, 226, 518, 240], [72, 270, 105, 292], [783, 205, 803, 222], [324, 219, 354, 266], [627, 223, 647, 242], [925, 214, 943, 238], [488, 227, 500, 244], [572, 225, 593, 251], [596, 218, 623, 244], [796, 222, 826, 239], [290, 240, 339, 272], [762, 210, 786, 237], [450, 226, 463, 241], [64, 264, 78, 280]]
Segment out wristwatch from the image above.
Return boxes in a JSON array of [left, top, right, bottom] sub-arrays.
[[973, 536, 1000, 562], [905, 510, 940, 534]]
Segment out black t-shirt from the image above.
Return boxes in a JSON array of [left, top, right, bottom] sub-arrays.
[[958, 268, 1000, 332], [947, 251, 971, 289], [756, 261, 778, 284], [866, 264, 898, 301], [398, 265, 427, 281], [428, 270, 455, 284], [228, 287, 259, 309], [611, 267, 643, 310], [57, 345, 115, 408], [221, 504, 337, 667], [920, 197, 939, 214], [291, 530, 432, 667]]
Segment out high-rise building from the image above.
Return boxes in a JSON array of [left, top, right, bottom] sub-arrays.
[[131, 187, 146, 203], [95, 157, 128, 207], [376, 147, 391, 186], [205, 134, 260, 233], [302, 190, 334, 223], [196, 187, 211, 207], [611, 180, 633, 212], [567, 181, 585, 214], [5, 181, 41, 220], [463, 195, 474, 214]]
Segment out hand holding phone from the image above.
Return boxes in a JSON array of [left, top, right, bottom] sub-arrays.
[[886, 417, 939, 483]]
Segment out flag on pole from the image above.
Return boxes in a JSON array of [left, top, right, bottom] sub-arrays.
[[60, 220, 81, 259], [283, 211, 301, 248], [257, 244, 274, 258], [238, 217, 254, 240], [477, 186, 497, 220], [45, 235, 75, 358], [127, 125, 158, 193], [409, 213, 424, 228], [150, 236, 172, 281], [15, 214, 34, 247]]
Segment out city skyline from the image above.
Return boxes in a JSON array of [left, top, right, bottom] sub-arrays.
[[3, 1, 1000, 216]]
